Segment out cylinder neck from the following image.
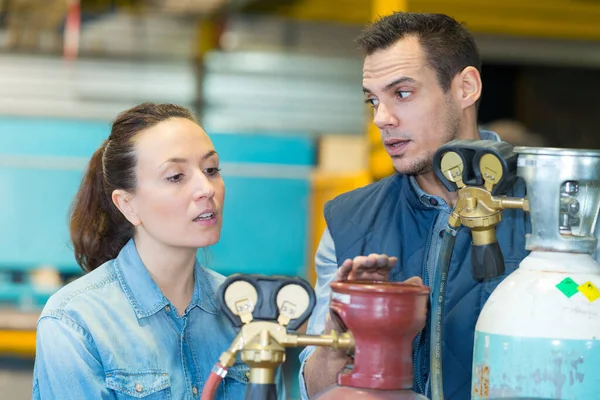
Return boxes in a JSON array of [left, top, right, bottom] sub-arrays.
[[515, 147, 600, 254], [338, 333, 415, 389]]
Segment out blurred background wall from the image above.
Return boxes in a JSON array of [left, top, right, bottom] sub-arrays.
[[0, 0, 599, 399]]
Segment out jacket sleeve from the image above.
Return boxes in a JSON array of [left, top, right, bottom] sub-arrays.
[[297, 226, 338, 400], [33, 313, 113, 400]]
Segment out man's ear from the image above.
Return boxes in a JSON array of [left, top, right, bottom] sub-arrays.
[[455, 66, 482, 110], [111, 189, 141, 226]]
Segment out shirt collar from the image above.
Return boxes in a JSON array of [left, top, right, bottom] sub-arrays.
[[409, 129, 500, 208], [112, 239, 219, 319]]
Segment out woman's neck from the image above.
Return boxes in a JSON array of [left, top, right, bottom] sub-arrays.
[[133, 231, 197, 315]]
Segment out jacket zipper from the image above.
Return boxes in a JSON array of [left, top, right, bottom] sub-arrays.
[[413, 213, 438, 394]]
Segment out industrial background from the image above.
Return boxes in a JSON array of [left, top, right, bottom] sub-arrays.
[[1, 0, 600, 398]]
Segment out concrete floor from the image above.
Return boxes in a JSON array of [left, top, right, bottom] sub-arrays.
[[0, 358, 33, 400]]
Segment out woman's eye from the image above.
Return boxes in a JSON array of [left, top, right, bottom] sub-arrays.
[[166, 173, 184, 183], [205, 167, 221, 177]]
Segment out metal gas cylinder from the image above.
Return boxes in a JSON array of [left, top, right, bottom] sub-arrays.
[[472, 148, 600, 399], [314, 281, 430, 400]]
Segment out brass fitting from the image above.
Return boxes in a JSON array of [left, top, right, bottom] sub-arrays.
[[451, 186, 528, 245], [441, 151, 529, 241], [217, 321, 355, 384]]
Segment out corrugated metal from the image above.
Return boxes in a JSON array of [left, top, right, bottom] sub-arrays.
[[0, 55, 197, 119], [218, 13, 600, 70], [201, 51, 367, 135], [219, 14, 364, 58]]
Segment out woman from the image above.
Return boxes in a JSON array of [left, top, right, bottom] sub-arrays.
[[32, 103, 279, 399]]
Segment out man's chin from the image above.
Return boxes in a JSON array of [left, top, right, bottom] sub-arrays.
[[392, 157, 432, 176]]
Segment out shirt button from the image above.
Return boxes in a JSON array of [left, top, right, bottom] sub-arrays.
[[439, 230, 445, 238], [192, 386, 199, 396], [135, 383, 143, 393], [429, 198, 438, 206], [165, 305, 171, 312]]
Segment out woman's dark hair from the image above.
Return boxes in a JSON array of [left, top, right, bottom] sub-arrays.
[[70, 102, 197, 271], [356, 12, 481, 93]]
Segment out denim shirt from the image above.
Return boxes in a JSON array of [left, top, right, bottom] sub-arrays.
[[297, 131, 501, 399], [33, 239, 284, 399]]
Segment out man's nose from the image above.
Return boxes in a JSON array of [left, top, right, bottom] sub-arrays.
[[373, 102, 399, 129]]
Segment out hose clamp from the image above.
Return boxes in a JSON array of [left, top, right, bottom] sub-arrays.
[[212, 364, 228, 378]]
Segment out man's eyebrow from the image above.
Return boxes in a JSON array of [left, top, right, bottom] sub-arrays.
[[363, 77, 416, 94]]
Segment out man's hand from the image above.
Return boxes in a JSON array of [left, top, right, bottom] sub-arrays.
[[336, 253, 398, 281]]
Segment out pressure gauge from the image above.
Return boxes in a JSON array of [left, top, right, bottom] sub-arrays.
[[217, 274, 316, 332]]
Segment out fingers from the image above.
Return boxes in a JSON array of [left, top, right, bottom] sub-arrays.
[[404, 276, 424, 286], [358, 254, 394, 268], [337, 254, 399, 282], [336, 257, 424, 290], [369, 254, 398, 269], [387, 256, 398, 268], [337, 255, 422, 287], [336, 259, 353, 281]]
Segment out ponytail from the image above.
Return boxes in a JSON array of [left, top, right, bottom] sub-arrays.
[[69, 141, 131, 271]]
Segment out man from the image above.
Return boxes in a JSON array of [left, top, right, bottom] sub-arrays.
[[299, 12, 529, 400]]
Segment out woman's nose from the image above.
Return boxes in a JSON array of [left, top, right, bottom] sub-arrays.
[[193, 173, 215, 200]]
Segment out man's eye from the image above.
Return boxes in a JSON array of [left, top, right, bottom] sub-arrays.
[[365, 98, 379, 107], [397, 91, 411, 99]]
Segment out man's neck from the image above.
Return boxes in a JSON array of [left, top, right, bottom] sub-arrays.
[[415, 171, 458, 207]]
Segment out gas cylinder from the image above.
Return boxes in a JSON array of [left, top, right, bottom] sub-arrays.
[[471, 148, 600, 399], [314, 280, 430, 400]]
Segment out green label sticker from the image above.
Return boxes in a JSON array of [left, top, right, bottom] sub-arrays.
[[556, 277, 580, 298]]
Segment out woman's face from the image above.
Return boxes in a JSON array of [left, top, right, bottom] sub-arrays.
[[119, 117, 225, 249]]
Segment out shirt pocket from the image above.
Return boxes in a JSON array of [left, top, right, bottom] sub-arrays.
[[222, 362, 249, 399], [106, 370, 171, 399]]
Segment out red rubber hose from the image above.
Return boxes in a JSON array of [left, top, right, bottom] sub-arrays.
[[201, 363, 228, 400]]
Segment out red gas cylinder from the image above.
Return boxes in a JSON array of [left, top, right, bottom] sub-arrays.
[[314, 280, 430, 400]]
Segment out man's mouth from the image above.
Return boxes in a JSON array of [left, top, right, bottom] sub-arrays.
[[384, 139, 410, 155], [384, 138, 409, 147]]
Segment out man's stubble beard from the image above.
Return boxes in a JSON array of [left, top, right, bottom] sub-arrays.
[[393, 102, 461, 176]]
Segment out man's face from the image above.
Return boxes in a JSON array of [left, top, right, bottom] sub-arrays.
[[363, 36, 462, 176]]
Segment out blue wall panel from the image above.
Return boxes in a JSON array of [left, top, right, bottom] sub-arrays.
[[0, 116, 314, 305]]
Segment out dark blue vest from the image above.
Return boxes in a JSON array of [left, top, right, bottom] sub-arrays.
[[324, 173, 529, 400]]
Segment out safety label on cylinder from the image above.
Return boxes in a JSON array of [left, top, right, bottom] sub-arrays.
[[577, 281, 600, 302], [555, 277, 600, 302], [556, 277, 580, 298]]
